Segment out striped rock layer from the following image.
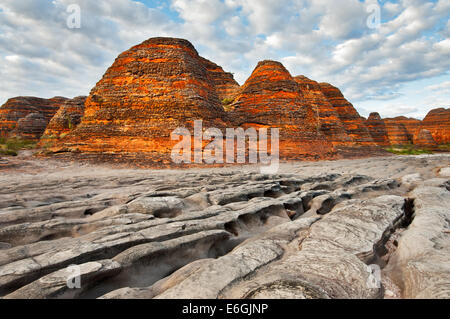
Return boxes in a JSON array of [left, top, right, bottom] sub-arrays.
[[0, 97, 67, 139], [229, 60, 336, 160], [40, 96, 87, 146], [318, 83, 376, 147], [365, 112, 390, 147], [294, 76, 353, 147], [420, 108, 450, 144], [383, 117, 421, 145], [56, 38, 229, 162]]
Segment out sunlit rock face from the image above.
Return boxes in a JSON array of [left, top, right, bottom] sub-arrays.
[[413, 129, 437, 147], [39, 96, 87, 147], [0, 96, 67, 139], [55, 37, 230, 163], [420, 108, 450, 144], [229, 60, 336, 160], [294, 75, 353, 147], [200, 57, 240, 102], [383, 117, 421, 145], [365, 112, 390, 147], [318, 83, 375, 146]]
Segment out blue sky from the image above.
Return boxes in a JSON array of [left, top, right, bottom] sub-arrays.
[[0, 0, 449, 119]]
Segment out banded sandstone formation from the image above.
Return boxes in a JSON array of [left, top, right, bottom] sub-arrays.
[[420, 108, 450, 144], [413, 129, 437, 147], [40, 96, 87, 146], [200, 57, 240, 101], [383, 117, 421, 145], [0, 96, 67, 138], [365, 112, 390, 146], [294, 75, 353, 147], [9, 113, 48, 140], [55, 38, 229, 163], [318, 83, 375, 146], [383, 119, 411, 145], [229, 60, 335, 160]]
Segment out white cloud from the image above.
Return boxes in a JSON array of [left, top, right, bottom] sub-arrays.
[[0, 0, 449, 119]]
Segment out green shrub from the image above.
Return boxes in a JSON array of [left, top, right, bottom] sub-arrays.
[[0, 137, 36, 156], [384, 146, 432, 155]]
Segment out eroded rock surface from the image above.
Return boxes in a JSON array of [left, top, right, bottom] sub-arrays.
[[0, 155, 449, 299]]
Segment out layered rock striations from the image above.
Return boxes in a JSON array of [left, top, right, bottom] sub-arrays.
[[318, 83, 375, 146], [420, 108, 450, 144], [40, 96, 87, 146], [9, 113, 48, 141], [200, 57, 240, 102], [0, 97, 67, 139], [294, 75, 353, 147], [413, 129, 437, 147], [229, 61, 335, 160], [383, 117, 421, 145], [365, 112, 390, 146], [55, 38, 228, 162]]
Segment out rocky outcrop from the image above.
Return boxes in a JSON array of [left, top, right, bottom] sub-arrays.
[[365, 112, 390, 146], [229, 61, 335, 160], [294, 75, 353, 147], [420, 108, 450, 144], [383, 119, 411, 145], [9, 113, 48, 140], [0, 96, 67, 139], [54, 38, 228, 163], [40, 96, 87, 146], [200, 57, 240, 102], [383, 117, 421, 146], [384, 184, 450, 298], [318, 83, 375, 146], [413, 129, 437, 147]]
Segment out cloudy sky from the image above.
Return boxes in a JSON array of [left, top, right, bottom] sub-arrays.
[[0, 0, 449, 119]]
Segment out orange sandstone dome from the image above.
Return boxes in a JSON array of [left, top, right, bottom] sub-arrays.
[[421, 108, 450, 144], [229, 60, 335, 160], [365, 112, 390, 146], [0, 96, 67, 138], [383, 116, 421, 145], [413, 129, 437, 147], [57, 37, 229, 158], [294, 75, 353, 147], [40, 96, 87, 146], [318, 83, 375, 146]]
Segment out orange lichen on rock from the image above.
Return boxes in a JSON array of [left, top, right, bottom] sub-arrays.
[[229, 60, 336, 160], [0, 96, 67, 140], [365, 112, 390, 146], [420, 108, 450, 144]]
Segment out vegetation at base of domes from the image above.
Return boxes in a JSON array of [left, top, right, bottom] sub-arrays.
[[0, 137, 36, 156], [222, 98, 234, 111], [384, 145, 433, 155]]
